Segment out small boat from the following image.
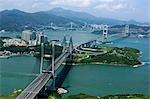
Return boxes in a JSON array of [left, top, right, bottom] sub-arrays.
[[133, 65, 139, 68], [57, 88, 68, 94], [0, 55, 9, 59]]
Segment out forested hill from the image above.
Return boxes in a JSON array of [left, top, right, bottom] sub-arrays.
[[0, 8, 149, 31]]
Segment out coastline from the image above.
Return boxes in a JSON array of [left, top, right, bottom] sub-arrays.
[[1, 53, 143, 67], [72, 61, 143, 67], [74, 46, 142, 67], [0, 53, 32, 59]]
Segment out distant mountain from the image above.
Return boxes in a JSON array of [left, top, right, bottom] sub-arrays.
[[48, 8, 147, 25], [48, 8, 98, 24], [0, 8, 149, 31], [0, 9, 76, 31]]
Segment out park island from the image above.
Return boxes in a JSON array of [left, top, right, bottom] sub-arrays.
[[74, 46, 142, 66]]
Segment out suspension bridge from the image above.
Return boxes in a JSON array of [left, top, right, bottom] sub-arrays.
[[16, 25, 130, 99]]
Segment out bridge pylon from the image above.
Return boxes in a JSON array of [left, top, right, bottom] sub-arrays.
[[70, 22, 73, 30], [125, 24, 129, 34], [69, 37, 73, 54], [102, 25, 108, 42], [62, 36, 67, 52], [51, 41, 56, 90], [66, 37, 73, 66], [50, 22, 53, 28]]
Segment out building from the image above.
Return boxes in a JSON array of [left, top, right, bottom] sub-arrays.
[[36, 32, 48, 45], [3, 39, 27, 46], [22, 30, 33, 41], [32, 31, 36, 40], [22, 30, 48, 45], [90, 24, 104, 30]]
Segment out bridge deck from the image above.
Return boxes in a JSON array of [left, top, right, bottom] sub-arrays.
[[16, 73, 51, 99], [16, 34, 127, 99], [16, 51, 70, 99]]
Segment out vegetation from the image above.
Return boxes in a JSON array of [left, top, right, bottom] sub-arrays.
[[65, 93, 149, 99], [76, 47, 141, 66], [1, 92, 149, 99], [65, 93, 96, 99], [0, 89, 22, 99], [0, 39, 4, 48], [1, 8, 148, 32], [48, 92, 62, 99], [0, 45, 30, 53], [0, 43, 63, 58], [0, 37, 11, 48], [0, 9, 80, 31]]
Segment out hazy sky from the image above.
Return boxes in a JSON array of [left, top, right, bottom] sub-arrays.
[[0, 0, 149, 22]]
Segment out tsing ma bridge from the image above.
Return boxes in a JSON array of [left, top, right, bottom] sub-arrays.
[[17, 24, 130, 99]]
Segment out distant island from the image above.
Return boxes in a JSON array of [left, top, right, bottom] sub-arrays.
[[74, 46, 142, 66]]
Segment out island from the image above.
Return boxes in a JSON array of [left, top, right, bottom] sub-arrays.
[[74, 46, 142, 66], [0, 90, 149, 99]]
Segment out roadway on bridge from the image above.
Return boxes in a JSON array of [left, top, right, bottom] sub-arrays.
[[16, 33, 128, 99], [16, 51, 70, 99]]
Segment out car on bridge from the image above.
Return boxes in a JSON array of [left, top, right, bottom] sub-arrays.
[[42, 70, 52, 74]]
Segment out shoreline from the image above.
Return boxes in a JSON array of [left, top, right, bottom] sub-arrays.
[[0, 54, 32, 59], [72, 61, 144, 67], [74, 46, 143, 67], [1, 54, 144, 67]]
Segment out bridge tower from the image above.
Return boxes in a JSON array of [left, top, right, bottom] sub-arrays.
[[125, 24, 129, 34], [66, 37, 73, 66], [62, 36, 67, 52], [51, 40, 56, 90], [102, 25, 108, 42], [54, 37, 74, 89], [50, 22, 53, 28], [40, 35, 45, 74], [69, 37, 73, 54], [82, 22, 87, 29], [70, 22, 73, 30]]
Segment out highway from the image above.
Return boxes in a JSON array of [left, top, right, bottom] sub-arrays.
[[16, 34, 127, 99], [16, 73, 51, 99], [16, 39, 101, 99], [16, 49, 71, 99]]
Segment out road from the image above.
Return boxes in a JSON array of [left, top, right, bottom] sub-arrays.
[[16, 50, 70, 99], [16, 39, 96, 99]]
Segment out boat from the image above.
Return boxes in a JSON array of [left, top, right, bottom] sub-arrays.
[[0, 55, 9, 59], [57, 88, 68, 94], [133, 65, 139, 68]]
